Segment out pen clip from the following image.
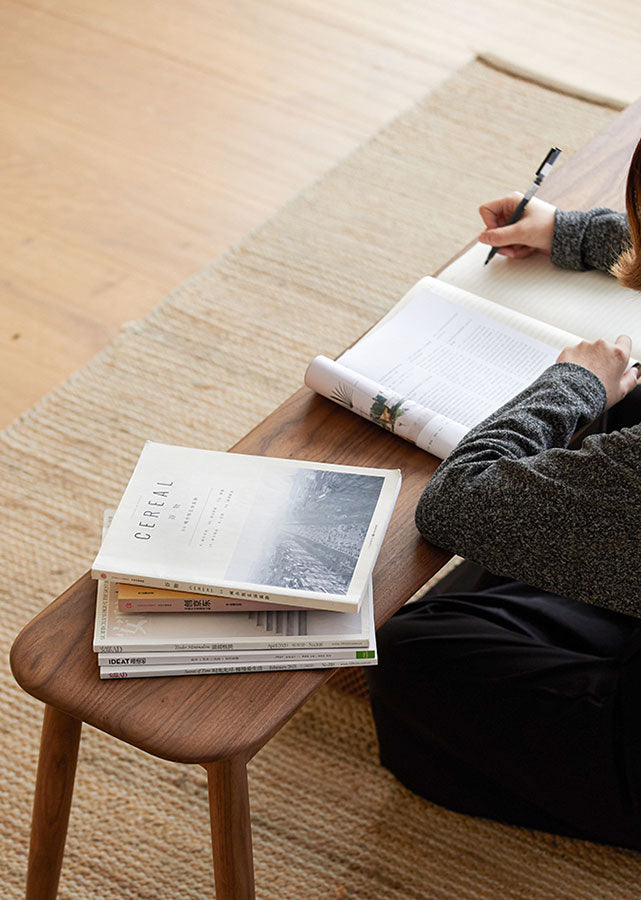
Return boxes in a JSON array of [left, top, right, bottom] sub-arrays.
[[535, 147, 562, 179]]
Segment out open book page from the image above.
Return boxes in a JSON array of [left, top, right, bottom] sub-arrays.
[[306, 277, 583, 457], [439, 242, 641, 356], [367, 275, 583, 351], [334, 279, 569, 431], [307, 246, 641, 460]]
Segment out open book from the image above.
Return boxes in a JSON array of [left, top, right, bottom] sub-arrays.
[[305, 243, 641, 459]]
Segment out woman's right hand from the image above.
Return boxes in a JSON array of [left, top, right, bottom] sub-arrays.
[[478, 193, 556, 259], [557, 335, 639, 409]]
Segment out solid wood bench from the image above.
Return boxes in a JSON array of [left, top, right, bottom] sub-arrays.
[[10, 97, 638, 900]]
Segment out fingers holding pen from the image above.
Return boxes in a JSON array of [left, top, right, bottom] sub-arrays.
[[479, 148, 561, 263], [478, 231, 537, 261], [478, 192, 524, 230], [478, 195, 557, 256]]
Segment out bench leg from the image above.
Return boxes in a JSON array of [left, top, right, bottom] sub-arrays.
[[205, 756, 255, 900], [26, 704, 82, 900]]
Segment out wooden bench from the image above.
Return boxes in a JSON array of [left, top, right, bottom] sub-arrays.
[[10, 97, 638, 900]]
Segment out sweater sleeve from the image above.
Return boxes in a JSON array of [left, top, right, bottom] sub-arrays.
[[550, 208, 630, 272], [415, 362, 641, 617]]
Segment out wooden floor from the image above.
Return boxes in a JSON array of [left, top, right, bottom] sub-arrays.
[[3, 0, 641, 428]]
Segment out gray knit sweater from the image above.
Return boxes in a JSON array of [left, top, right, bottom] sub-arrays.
[[415, 207, 641, 616]]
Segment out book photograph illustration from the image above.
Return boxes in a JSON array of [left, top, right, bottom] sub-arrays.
[[305, 243, 641, 460], [224, 467, 385, 597], [330, 380, 406, 434]]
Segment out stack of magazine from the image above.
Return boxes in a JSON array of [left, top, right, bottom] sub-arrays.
[[91, 442, 401, 679]]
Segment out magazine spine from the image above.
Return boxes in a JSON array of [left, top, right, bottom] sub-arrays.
[[98, 648, 375, 666], [92, 570, 359, 614], [117, 597, 292, 613], [100, 656, 377, 679], [93, 634, 371, 653]]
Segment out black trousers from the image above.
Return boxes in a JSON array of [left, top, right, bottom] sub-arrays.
[[367, 388, 641, 849], [367, 566, 641, 847]]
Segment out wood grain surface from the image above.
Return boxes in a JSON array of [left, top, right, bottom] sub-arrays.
[[25, 706, 82, 900], [206, 757, 256, 900]]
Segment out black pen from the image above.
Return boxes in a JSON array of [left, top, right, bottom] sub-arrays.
[[484, 146, 562, 265]]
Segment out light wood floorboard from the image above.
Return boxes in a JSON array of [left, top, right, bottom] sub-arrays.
[[3, 0, 641, 426]]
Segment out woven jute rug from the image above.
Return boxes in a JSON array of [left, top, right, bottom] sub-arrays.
[[3, 59, 640, 898]]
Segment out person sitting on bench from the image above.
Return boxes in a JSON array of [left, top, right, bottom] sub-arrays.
[[367, 137, 641, 848]]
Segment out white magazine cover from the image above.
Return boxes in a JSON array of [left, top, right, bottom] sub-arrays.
[[92, 443, 401, 613]]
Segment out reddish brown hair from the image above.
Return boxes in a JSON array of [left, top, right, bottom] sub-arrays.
[[612, 137, 641, 289]]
